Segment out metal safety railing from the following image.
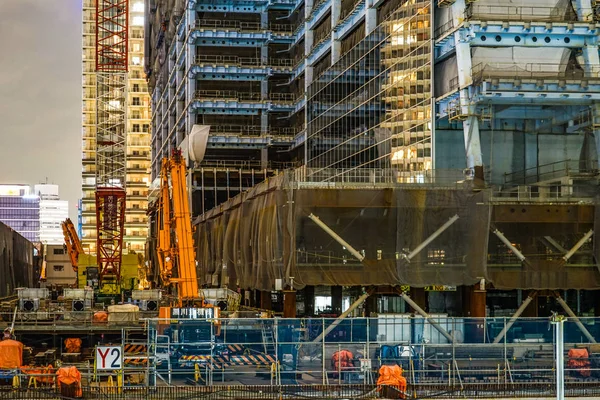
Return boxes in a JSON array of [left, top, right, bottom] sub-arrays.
[[194, 55, 294, 68], [471, 63, 600, 83], [503, 159, 599, 185], [465, 3, 578, 22]]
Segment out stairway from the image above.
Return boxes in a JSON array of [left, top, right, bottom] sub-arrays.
[[261, 322, 276, 355]]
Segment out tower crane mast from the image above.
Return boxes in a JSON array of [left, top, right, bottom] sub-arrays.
[[95, 0, 129, 285]]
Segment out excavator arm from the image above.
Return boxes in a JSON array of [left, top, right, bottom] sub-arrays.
[[156, 150, 201, 306], [156, 157, 174, 286], [61, 218, 83, 272]]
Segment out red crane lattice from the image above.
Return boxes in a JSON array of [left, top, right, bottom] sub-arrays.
[[96, 0, 129, 72], [95, 0, 129, 282]]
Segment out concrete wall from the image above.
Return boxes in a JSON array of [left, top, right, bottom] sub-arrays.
[[0, 221, 35, 297]]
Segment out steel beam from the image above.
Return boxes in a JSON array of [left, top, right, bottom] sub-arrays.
[[554, 292, 596, 343], [308, 213, 365, 262], [311, 288, 373, 343], [493, 228, 526, 262], [404, 215, 460, 261], [399, 292, 455, 343], [493, 291, 537, 344], [563, 230, 594, 262]]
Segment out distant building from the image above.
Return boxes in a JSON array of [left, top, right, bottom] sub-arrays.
[[0, 185, 40, 242], [34, 185, 69, 245], [0, 184, 69, 244]]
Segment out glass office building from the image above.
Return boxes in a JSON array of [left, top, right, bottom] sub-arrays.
[[306, 2, 432, 182], [0, 196, 40, 242]]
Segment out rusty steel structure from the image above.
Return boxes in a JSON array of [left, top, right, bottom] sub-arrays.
[[95, 0, 129, 282]]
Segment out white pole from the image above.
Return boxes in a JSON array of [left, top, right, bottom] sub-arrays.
[[493, 229, 526, 262], [563, 230, 594, 262], [553, 316, 565, 400]]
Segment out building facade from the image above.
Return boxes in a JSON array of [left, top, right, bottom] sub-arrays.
[[0, 185, 40, 243], [81, 0, 151, 254], [34, 185, 69, 245]]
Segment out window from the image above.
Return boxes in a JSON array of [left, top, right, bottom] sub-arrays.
[[53, 248, 65, 255], [132, 16, 144, 26], [132, 2, 144, 12], [133, 43, 141, 52], [133, 124, 140, 132], [53, 265, 64, 272], [133, 97, 140, 106], [132, 56, 141, 65], [142, 124, 150, 132], [133, 84, 140, 92]]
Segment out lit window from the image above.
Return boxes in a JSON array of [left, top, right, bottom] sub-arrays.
[[132, 2, 144, 12], [132, 56, 141, 65], [132, 16, 144, 26]]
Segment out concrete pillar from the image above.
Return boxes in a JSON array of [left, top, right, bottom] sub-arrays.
[[261, 290, 272, 310], [331, 286, 343, 315], [409, 287, 427, 311], [261, 112, 269, 135], [454, 33, 484, 184], [261, 11, 269, 29], [260, 148, 269, 169], [574, 0, 594, 21], [304, 286, 315, 316], [332, 39, 341, 64], [283, 290, 297, 318], [582, 46, 600, 78], [305, 28, 315, 88], [365, 7, 377, 35]]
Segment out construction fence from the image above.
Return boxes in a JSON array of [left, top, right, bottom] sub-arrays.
[[142, 316, 600, 387]]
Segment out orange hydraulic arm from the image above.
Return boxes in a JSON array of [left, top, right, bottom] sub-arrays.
[[62, 218, 84, 272], [156, 150, 200, 305], [157, 157, 174, 285]]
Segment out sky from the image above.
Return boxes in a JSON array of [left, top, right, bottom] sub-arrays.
[[0, 1, 81, 221]]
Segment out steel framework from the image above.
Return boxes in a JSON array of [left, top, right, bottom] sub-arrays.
[[95, 0, 129, 282]]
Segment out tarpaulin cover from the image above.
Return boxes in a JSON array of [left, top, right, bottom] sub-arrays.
[[56, 366, 82, 398], [64, 338, 82, 354], [108, 304, 139, 323], [21, 364, 55, 384], [377, 365, 407, 398], [0, 339, 23, 368], [195, 172, 600, 291], [93, 311, 108, 323], [568, 348, 591, 377]]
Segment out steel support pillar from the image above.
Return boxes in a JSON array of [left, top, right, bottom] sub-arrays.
[[283, 290, 297, 318], [493, 291, 537, 344], [465, 285, 486, 342], [261, 290, 272, 310], [331, 286, 343, 315], [304, 286, 315, 316], [554, 292, 596, 343]]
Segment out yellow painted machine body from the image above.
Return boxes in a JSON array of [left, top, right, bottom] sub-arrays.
[[77, 254, 141, 294]]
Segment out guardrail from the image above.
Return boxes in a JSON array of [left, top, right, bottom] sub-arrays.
[[471, 63, 600, 83], [194, 19, 293, 33], [465, 4, 578, 22], [195, 55, 294, 68]]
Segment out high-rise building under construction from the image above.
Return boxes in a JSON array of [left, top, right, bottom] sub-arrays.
[[81, 0, 151, 254]]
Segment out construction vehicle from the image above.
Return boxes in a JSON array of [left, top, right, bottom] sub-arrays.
[[155, 149, 214, 312], [61, 218, 140, 301]]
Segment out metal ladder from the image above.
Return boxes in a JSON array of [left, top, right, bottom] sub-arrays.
[[261, 322, 276, 355]]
